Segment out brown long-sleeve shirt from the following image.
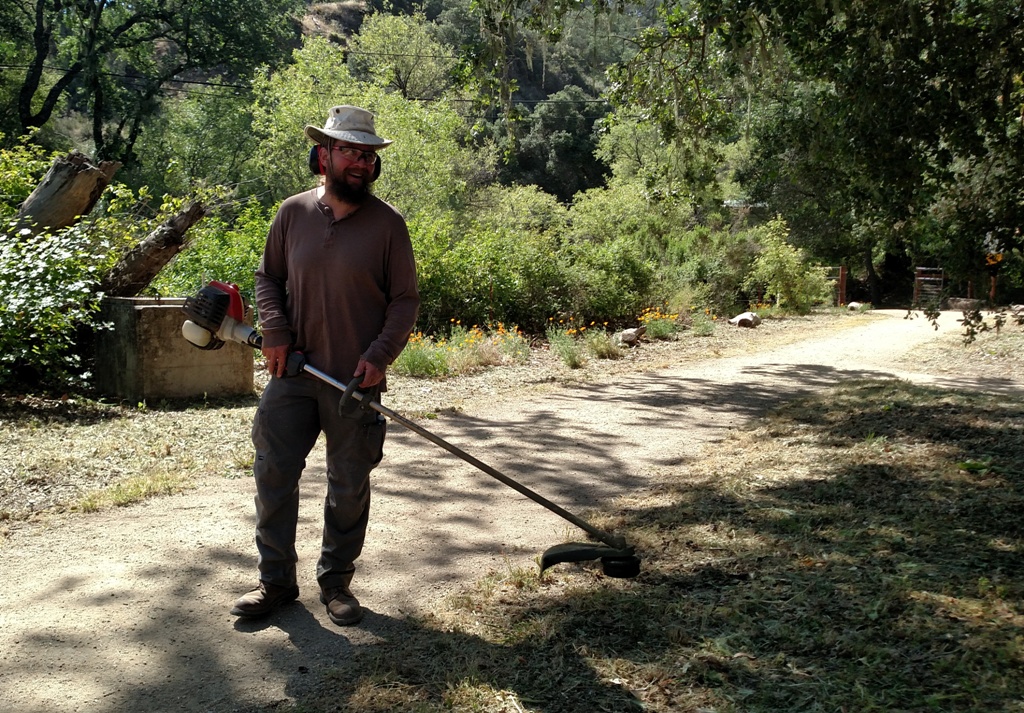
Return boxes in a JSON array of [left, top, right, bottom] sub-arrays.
[[255, 189, 419, 386]]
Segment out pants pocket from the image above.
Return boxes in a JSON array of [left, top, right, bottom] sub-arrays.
[[363, 416, 387, 468]]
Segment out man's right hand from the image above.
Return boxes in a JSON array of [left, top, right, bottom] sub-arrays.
[[262, 344, 291, 378]]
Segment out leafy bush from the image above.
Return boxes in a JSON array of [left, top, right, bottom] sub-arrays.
[[148, 200, 271, 300], [0, 224, 109, 388], [638, 305, 681, 340], [391, 324, 531, 377], [411, 189, 571, 333], [0, 134, 53, 218], [743, 217, 833, 314], [392, 332, 449, 377], [562, 236, 657, 324], [690, 309, 718, 337], [546, 326, 586, 368], [584, 329, 622, 360], [668, 225, 759, 315], [567, 180, 692, 259], [489, 323, 532, 364]]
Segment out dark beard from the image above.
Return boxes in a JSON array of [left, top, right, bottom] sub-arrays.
[[326, 175, 371, 204]]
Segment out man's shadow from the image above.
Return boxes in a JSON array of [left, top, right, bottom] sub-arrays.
[[234, 589, 648, 712]]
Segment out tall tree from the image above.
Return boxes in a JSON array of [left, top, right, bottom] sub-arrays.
[[247, 36, 475, 221], [502, 85, 609, 202], [346, 10, 457, 100], [602, 1, 1019, 288], [767, 0, 1023, 249], [9, 0, 302, 163]]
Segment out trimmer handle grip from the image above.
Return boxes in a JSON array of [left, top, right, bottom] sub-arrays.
[[284, 351, 307, 377]]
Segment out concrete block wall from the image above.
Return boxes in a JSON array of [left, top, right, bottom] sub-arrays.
[[94, 297, 254, 401]]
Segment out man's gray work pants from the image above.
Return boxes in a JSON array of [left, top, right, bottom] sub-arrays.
[[250, 374, 386, 591]]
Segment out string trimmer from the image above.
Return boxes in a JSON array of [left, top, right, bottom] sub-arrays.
[[181, 281, 641, 578]]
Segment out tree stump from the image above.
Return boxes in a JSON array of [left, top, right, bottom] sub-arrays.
[[16, 151, 121, 232]]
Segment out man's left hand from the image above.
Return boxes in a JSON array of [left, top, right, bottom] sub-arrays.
[[354, 358, 385, 388]]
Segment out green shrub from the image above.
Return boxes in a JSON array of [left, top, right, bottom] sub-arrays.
[[743, 216, 833, 314], [584, 329, 622, 360], [392, 332, 449, 377], [491, 324, 531, 364], [148, 200, 270, 300], [392, 324, 531, 378], [546, 327, 586, 368], [576, 237, 657, 322], [667, 226, 759, 315], [0, 223, 109, 388], [446, 324, 502, 373], [412, 210, 569, 333], [690, 310, 717, 337], [409, 183, 668, 334], [0, 134, 53, 218], [638, 306, 681, 340]]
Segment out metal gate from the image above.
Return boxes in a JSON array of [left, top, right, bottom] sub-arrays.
[[913, 267, 944, 305]]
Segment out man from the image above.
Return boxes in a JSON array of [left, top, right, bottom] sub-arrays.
[[230, 106, 419, 626]]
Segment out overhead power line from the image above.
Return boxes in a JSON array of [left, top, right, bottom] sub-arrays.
[[1, 63, 613, 108]]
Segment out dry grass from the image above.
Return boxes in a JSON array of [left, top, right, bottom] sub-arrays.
[[275, 320, 1022, 713], [0, 393, 256, 528]]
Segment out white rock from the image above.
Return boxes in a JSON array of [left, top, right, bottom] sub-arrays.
[[728, 311, 761, 328], [617, 325, 646, 346]]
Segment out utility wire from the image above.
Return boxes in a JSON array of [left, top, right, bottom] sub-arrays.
[[1, 62, 614, 111]]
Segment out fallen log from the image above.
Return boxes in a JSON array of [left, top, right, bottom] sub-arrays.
[[99, 201, 207, 297]]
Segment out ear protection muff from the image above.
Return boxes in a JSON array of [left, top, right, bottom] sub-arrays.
[[308, 144, 322, 175], [308, 144, 382, 182]]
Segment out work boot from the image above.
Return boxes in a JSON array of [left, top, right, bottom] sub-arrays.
[[230, 581, 299, 618], [320, 584, 364, 626]]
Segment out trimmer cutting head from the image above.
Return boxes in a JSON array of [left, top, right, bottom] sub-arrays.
[[540, 542, 641, 578]]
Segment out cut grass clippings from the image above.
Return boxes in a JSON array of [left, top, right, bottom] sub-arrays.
[[289, 378, 1024, 713], [0, 394, 256, 526]]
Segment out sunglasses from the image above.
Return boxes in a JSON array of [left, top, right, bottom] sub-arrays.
[[329, 145, 378, 164]]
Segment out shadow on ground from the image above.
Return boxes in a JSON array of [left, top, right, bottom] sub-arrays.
[[238, 377, 1024, 712], [6, 369, 1022, 712]]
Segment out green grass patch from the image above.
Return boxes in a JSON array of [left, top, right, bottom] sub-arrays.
[[393, 325, 532, 378], [76, 471, 190, 512]]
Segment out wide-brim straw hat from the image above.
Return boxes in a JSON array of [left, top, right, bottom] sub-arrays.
[[304, 105, 393, 148]]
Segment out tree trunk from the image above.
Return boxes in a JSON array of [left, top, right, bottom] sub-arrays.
[[99, 202, 207, 297], [864, 249, 881, 305], [16, 151, 121, 232]]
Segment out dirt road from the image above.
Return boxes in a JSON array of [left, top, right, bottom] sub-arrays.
[[0, 310, 1018, 712]]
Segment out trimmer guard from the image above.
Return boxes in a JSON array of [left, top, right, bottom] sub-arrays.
[[540, 542, 641, 578]]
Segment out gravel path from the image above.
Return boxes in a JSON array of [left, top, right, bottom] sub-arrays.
[[0, 310, 1019, 712]]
